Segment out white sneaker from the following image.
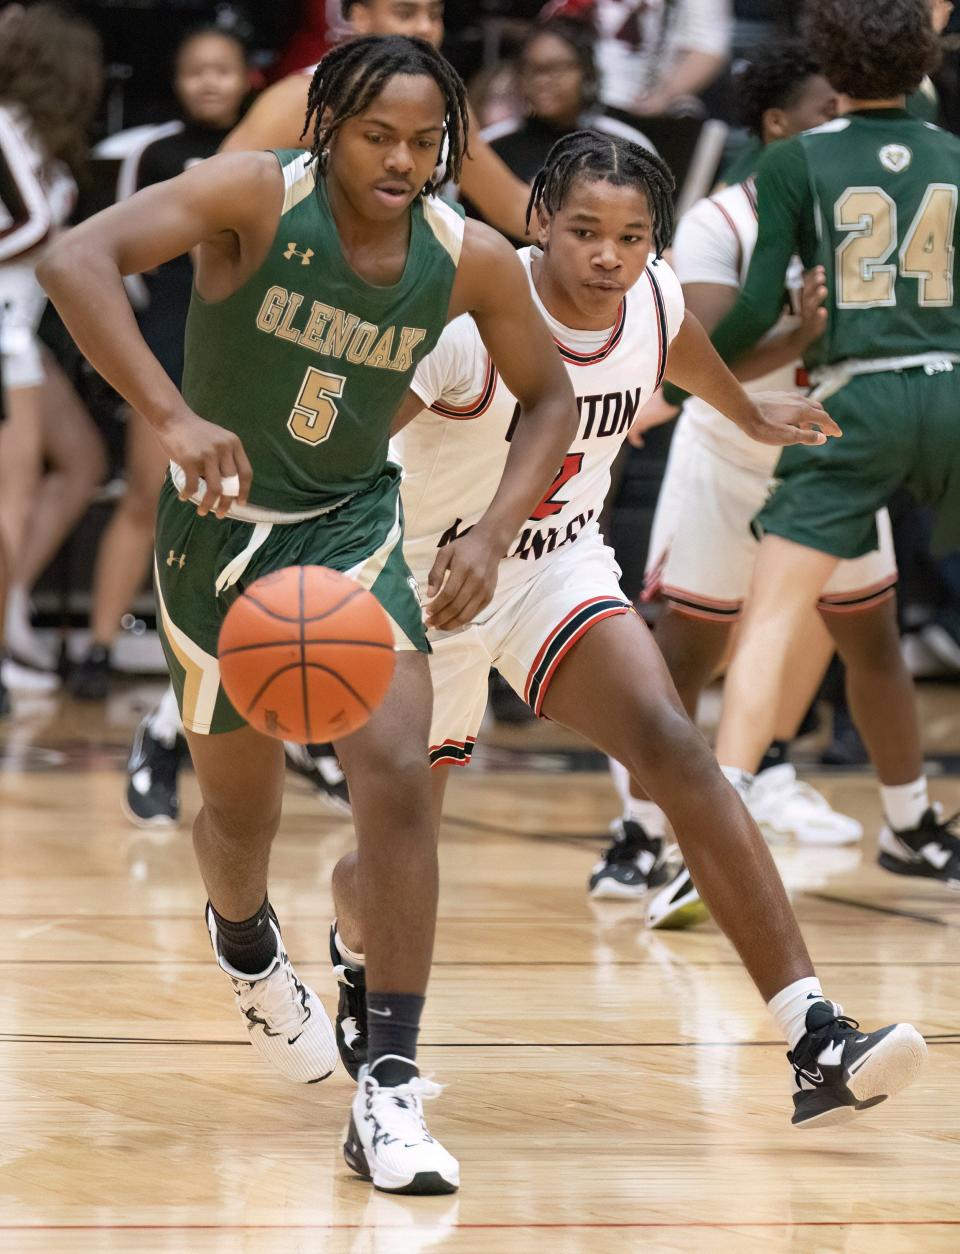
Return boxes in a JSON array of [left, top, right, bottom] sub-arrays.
[[748, 764, 863, 846], [206, 905, 337, 1083], [344, 1057, 460, 1195], [645, 860, 709, 930]]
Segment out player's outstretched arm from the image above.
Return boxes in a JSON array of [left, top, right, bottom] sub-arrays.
[[219, 74, 311, 153], [37, 153, 278, 514], [423, 223, 579, 630], [664, 310, 840, 446], [459, 107, 533, 240]]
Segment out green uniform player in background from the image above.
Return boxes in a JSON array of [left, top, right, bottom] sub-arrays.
[[703, 0, 960, 887], [39, 36, 583, 1195]]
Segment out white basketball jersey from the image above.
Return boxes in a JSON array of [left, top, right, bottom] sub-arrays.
[[672, 176, 803, 473], [399, 246, 685, 591]]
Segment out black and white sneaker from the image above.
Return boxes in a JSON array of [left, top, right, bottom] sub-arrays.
[[644, 861, 710, 930], [0, 671, 10, 719], [878, 807, 960, 888], [330, 924, 367, 1079], [283, 741, 351, 815], [123, 717, 187, 828], [344, 1057, 460, 1194], [206, 904, 337, 1083], [789, 1000, 927, 1128], [588, 819, 669, 898]]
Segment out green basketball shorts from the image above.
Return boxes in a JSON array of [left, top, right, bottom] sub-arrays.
[[154, 468, 426, 736], [756, 363, 960, 559]]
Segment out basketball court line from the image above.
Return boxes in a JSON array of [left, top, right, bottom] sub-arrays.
[[807, 892, 952, 926], [1, 1220, 958, 1232]]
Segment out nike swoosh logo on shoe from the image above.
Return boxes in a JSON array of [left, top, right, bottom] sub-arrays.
[[798, 1067, 823, 1084], [368, 1007, 392, 1017]]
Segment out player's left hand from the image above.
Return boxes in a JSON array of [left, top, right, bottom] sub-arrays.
[[744, 392, 842, 447], [424, 530, 502, 631]]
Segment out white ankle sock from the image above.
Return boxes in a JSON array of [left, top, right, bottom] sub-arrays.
[[881, 777, 929, 832], [608, 756, 632, 807], [767, 976, 833, 1050], [623, 797, 667, 837], [719, 764, 754, 799], [334, 928, 365, 969], [148, 684, 185, 748]]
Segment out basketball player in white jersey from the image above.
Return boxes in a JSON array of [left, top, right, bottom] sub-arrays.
[[326, 132, 926, 1131], [610, 46, 899, 928]]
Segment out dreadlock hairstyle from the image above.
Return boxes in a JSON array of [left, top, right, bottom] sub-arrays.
[[301, 35, 469, 196], [525, 130, 676, 258]]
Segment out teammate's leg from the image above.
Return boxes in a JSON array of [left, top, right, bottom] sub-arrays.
[[543, 610, 926, 1123], [654, 606, 731, 719]]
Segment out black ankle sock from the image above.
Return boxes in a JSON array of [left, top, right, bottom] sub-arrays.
[[209, 897, 279, 977], [759, 739, 790, 773], [366, 991, 425, 1082]]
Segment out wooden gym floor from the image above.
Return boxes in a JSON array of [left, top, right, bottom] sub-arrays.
[[1, 679, 958, 1253]]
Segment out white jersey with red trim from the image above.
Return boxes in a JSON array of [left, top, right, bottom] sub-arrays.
[[0, 105, 76, 264], [672, 176, 803, 473], [400, 246, 685, 592]]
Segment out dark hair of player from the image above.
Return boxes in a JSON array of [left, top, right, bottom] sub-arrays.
[[802, 0, 940, 100], [301, 35, 469, 195], [734, 41, 822, 137], [523, 17, 601, 111], [175, 24, 249, 64], [525, 130, 676, 258]]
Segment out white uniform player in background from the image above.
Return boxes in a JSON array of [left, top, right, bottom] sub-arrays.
[[624, 46, 899, 927], [327, 133, 927, 1135]]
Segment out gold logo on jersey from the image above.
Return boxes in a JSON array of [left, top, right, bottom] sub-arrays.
[[283, 242, 314, 266], [166, 551, 186, 569], [879, 144, 912, 174]]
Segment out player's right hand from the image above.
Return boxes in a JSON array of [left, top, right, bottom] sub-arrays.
[[160, 409, 253, 518]]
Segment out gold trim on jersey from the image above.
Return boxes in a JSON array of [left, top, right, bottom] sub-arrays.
[[422, 197, 464, 267], [154, 558, 222, 735], [281, 154, 318, 215]]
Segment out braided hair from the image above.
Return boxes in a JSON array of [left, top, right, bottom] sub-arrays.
[[526, 130, 676, 258], [301, 35, 469, 196]]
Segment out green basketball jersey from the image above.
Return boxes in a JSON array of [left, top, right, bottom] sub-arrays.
[[181, 149, 465, 512], [710, 109, 960, 371]]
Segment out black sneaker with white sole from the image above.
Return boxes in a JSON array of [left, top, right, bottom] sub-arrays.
[[645, 861, 710, 930], [283, 741, 351, 815], [588, 818, 669, 898], [124, 718, 187, 828], [330, 924, 367, 1079], [878, 807, 960, 888], [789, 1000, 927, 1128]]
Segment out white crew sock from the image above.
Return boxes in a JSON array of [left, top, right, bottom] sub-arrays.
[[719, 764, 754, 800], [334, 927, 365, 969], [608, 757, 632, 807], [623, 797, 667, 837], [881, 777, 930, 832], [767, 976, 835, 1051], [148, 684, 185, 748]]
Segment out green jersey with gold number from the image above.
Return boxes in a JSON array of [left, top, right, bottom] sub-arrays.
[[710, 109, 960, 371], [180, 148, 465, 512]]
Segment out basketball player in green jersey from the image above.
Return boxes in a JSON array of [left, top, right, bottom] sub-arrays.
[[38, 36, 591, 1196], [223, 0, 532, 240], [698, 0, 960, 886]]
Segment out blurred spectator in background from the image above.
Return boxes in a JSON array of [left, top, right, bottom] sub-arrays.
[[0, 3, 106, 694], [71, 26, 250, 700], [544, 0, 733, 117], [480, 17, 655, 189]]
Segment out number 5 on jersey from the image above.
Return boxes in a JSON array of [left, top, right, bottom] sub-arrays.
[[288, 366, 346, 445]]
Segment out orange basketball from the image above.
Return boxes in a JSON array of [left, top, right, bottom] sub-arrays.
[[217, 566, 396, 743]]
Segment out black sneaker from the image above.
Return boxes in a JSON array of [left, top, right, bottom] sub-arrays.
[[123, 717, 187, 828], [0, 674, 10, 719], [878, 806, 960, 888], [70, 644, 111, 701], [283, 742, 351, 815], [789, 1000, 927, 1128], [588, 818, 669, 899], [330, 924, 367, 1079]]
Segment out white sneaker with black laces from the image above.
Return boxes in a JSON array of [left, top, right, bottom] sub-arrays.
[[748, 765, 863, 846], [344, 1057, 460, 1195], [645, 859, 710, 930], [878, 805, 960, 888], [789, 1000, 927, 1127], [206, 905, 337, 1083], [588, 819, 669, 898]]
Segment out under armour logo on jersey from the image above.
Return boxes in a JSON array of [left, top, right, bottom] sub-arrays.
[[166, 551, 186, 569], [879, 144, 912, 174], [283, 242, 314, 265]]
